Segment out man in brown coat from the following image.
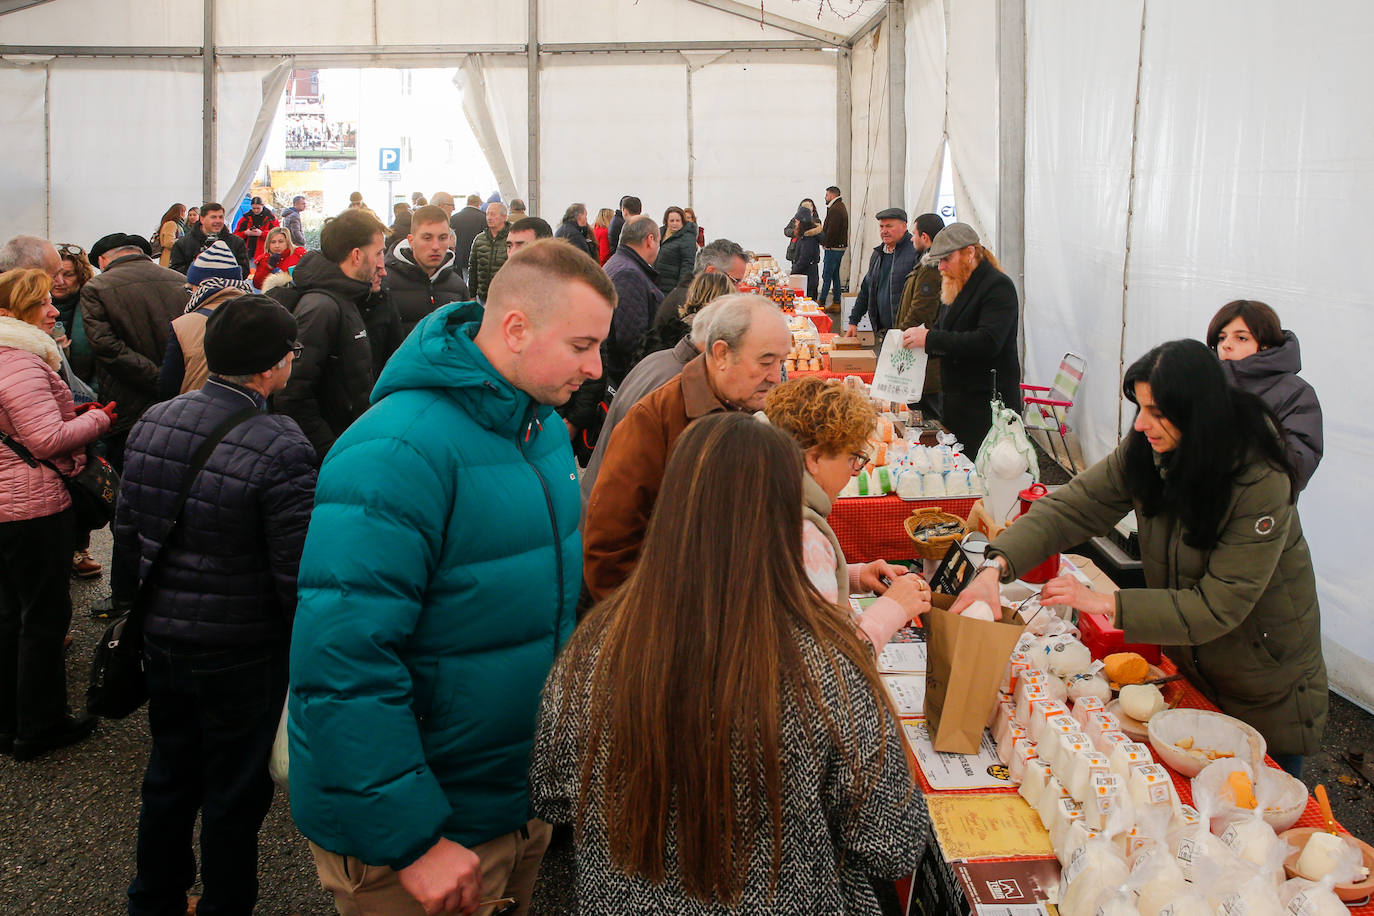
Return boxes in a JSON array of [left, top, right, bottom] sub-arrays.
[[818, 186, 849, 311], [82, 232, 192, 469], [583, 294, 791, 600], [895, 213, 946, 409]]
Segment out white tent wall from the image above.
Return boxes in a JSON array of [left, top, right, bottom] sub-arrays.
[[214, 58, 291, 217], [903, 0, 946, 216], [847, 23, 888, 292], [0, 62, 48, 240], [48, 59, 203, 246], [1021, 0, 1374, 710], [0, 0, 197, 45], [944, 0, 997, 247], [1022, 0, 1139, 468]]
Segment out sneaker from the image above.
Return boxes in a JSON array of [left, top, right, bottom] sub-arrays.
[[72, 550, 102, 579], [12, 715, 97, 762]]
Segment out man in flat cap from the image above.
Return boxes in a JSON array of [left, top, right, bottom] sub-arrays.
[[115, 294, 316, 916], [81, 232, 191, 469], [846, 207, 919, 341], [901, 222, 1021, 451]]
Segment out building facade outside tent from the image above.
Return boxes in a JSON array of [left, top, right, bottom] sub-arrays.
[[1, 0, 1371, 710]]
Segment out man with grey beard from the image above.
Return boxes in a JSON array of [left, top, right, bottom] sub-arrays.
[[900, 222, 1020, 452]]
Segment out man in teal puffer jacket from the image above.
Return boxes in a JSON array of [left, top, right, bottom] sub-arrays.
[[288, 239, 615, 916]]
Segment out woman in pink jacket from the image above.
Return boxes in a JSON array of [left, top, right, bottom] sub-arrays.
[[0, 268, 113, 761]]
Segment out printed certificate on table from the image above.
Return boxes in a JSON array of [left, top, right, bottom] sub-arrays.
[[902, 719, 1013, 791], [878, 641, 928, 674], [883, 675, 926, 716]]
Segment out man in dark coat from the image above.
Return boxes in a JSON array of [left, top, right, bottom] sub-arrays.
[[448, 194, 487, 282], [902, 222, 1021, 451], [818, 185, 849, 309], [274, 209, 388, 461], [895, 212, 946, 409], [607, 195, 640, 259], [114, 295, 316, 916], [846, 208, 919, 340], [81, 233, 192, 469], [168, 202, 250, 276], [383, 205, 470, 336], [599, 215, 662, 387]]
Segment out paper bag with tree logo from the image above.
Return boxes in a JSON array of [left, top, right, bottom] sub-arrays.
[[923, 596, 1022, 754]]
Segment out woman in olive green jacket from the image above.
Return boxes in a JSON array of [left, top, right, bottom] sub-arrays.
[[954, 340, 1325, 773]]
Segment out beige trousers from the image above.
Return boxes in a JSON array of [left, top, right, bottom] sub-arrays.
[[310, 819, 552, 916]]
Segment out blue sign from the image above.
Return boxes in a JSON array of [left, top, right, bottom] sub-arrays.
[[378, 147, 401, 173]]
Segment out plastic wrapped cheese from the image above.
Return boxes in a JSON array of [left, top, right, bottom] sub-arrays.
[[1066, 670, 1112, 705], [1059, 840, 1131, 916], [1295, 831, 1364, 883], [1278, 876, 1349, 916], [1089, 887, 1142, 916], [997, 725, 1029, 766], [1024, 702, 1072, 743], [1109, 742, 1154, 781], [1048, 797, 1086, 852], [1070, 694, 1106, 726], [1082, 773, 1128, 831], [1217, 869, 1285, 916], [1037, 775, 1071, 828], [962, 599, 997, 621], [1128, 764, 1179, 816], [1008, 740, 1039, 785], [1046, 732, 1094, 774], [1129, 848, 1190, 916], [1219, 810, 1280, 867], [921, 471, 947, 498], [1056, 819, 1101, 866], [1067, 750, 1112, 802], [1017, 757, 1054, 804], [1036, 634, 1094, 677], [1095, 730, 1134, 755], [1001, 651, 1031, 695], [1151, 890, 1213, 915], [1082, 711, 1123, 746]]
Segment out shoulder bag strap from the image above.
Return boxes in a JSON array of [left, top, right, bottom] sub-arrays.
[[131, 405, 262, 614]]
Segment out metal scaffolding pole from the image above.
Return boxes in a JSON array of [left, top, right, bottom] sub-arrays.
[[887, 0, 906, 210], [202, 0, 215, 204], [527, 0, 539, 214]]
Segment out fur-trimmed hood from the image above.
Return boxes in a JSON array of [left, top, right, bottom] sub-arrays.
[[0, 315, 61, 370]]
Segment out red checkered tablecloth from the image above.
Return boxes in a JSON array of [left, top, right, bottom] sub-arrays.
[[830, 494, 978, 564]]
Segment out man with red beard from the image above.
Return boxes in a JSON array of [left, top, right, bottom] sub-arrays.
[[901, 222, 1020, 451]]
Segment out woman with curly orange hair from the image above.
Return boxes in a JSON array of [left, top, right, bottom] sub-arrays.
[[763, 376, 930, 650]]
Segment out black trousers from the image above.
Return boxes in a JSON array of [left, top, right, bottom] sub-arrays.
[[127, 636, 287, 916], [0, 508, 75, 739]]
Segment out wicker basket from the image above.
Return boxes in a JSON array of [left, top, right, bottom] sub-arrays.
[[903, 506, 969, 561]]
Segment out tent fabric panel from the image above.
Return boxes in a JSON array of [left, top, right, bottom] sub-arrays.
[[846, 23, 888, 293], [944, 0, 997, 246], [377, 0, 526, 46], [46, 58, 202, 248], [541, 0, 807, 44], [0, 63, 48, 244], [1022, 0, 1141, 468], [536, 59, 690, 228], [903, 0, 946, 217], [0, 0, 200, 47], [215, 0, 376, 47], [690, 53, 837, 259]]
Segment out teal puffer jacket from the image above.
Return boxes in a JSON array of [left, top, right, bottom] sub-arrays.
[[287, 301, 580, 868]]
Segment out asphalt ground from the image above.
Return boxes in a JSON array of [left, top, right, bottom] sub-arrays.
[[1, 527, 1368, 914]]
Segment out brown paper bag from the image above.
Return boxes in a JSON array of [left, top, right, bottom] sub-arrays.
[[923, 594, 1023, 754]]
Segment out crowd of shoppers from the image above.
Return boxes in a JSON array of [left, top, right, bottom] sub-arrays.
[[0, 172, 1329, 916]]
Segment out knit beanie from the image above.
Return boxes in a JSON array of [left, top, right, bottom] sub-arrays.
[[186, 240, 244, 285]]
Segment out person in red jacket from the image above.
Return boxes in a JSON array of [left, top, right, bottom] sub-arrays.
[[251, 228, 306, 290], [592, 208, 614, 265], [235, 197, 279, 262]]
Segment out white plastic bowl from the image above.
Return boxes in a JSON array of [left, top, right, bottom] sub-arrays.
[[1191, 758, 1307, 832], [1146, 708, 1266, 777]]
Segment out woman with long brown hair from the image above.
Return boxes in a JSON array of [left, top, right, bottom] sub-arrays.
[[154, 203, 187, 268], [531, 412, 926, 913]]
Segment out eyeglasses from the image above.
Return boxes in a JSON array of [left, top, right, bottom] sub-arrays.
[[848, 452, 872, 473], [288, 342, 304, 358]]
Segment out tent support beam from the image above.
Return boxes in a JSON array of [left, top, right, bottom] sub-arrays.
[[996, 0, 1026, 306], [202, 0, 215, 204], [527, 0, 539, 215], [887, 0, 905, 209], [681, 0, 850, 47], [848, 3, 888, 46], [541, 40, 831, 53], [0, 0, 55, 15], [2, 41, 833, 60], [0, 45, 201, 56], [837, 49, 852, 215]]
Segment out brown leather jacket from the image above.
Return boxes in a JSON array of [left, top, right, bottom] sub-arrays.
[[822, 197, 849, 248], [582, 354, 730, 600]]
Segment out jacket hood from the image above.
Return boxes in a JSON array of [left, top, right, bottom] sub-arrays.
[[387, 241, 456, 281], [0, 316, 61, 369], [1221, 329, 1303, 381], [372, 301, 548, 438], [292, 250, 371, 303]]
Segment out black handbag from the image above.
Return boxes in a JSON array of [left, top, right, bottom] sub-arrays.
[[0, 434, 119, 532], [87, 407, 259, 719]]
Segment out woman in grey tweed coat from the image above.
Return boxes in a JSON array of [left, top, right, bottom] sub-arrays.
[[530, 413, 929, 914]]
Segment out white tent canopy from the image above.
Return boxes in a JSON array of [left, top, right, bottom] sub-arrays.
[[3, 0, 1371, 710]]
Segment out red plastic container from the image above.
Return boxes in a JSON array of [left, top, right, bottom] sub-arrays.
[[1077, 610, 1161, 664]]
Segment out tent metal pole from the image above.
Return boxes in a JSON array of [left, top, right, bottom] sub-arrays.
[[1118, 0, 1149, 440], [202, 0, 215, 204], [996, 0, 1027, 344], [541, 40, 831, 53], [215, 44, 527, 57], [887, 0, 906, 210], [680, 0, 851, 47], [43, 63, 50, 239], [837, 49, 852, 211], [0, 0, 56, 14], [527, 0, 539, 215], [685, 63, 694, 210], [0, 45, 201, 56]]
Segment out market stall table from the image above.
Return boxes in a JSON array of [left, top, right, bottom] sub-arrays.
[[830, 495, 978, 564]]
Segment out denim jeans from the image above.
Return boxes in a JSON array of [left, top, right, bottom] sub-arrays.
[[127, 636, 287, 916], [819, 248, 846, 305]]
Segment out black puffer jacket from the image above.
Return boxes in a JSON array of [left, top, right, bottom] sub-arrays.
[[167, 224, 250, 276], [1220, 331, 1323, 492], [653, 222, 697, 293], [274, 251, 377, 460], [80, 254, 191, 434], [111, 378, 316, 647], [555, 220, 598, 260], [384, 243, 470, 336]]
